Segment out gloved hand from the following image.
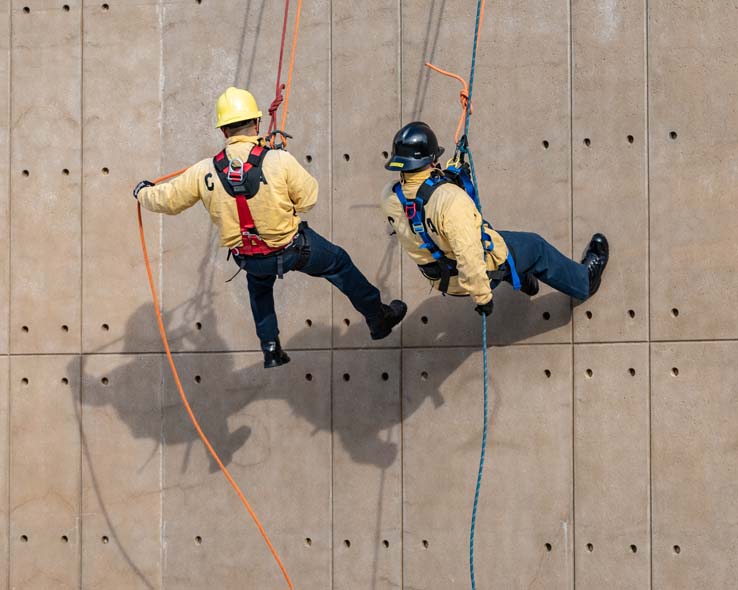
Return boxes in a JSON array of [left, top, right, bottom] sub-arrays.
[[475, 298, 494, 317], [133, 180, 154, 200]]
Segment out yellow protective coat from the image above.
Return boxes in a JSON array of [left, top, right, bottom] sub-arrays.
[[380, 168, 508, 305], [138, 135, 318, 249]]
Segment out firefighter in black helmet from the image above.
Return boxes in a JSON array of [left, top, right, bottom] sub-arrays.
[[381, 121, 608, 316]]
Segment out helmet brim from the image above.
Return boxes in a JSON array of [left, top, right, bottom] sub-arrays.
[[384, 146, 444, 172]]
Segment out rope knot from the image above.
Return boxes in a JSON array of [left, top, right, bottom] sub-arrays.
[[268, 85, 286, 117], [459, 88, 472, 116]]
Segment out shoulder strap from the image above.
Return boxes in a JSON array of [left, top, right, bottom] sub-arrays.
[[213, 145, 269, 198], [393, 180, 444, 261]]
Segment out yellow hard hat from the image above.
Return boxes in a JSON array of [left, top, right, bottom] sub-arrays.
[[215, 87, 263, 128]]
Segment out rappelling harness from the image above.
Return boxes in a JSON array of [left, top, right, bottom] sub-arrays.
[[392, 159, 521, 294], [213, 140, 309, 278]]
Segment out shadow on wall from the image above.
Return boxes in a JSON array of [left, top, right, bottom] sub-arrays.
[[70, 291, 567, 476]]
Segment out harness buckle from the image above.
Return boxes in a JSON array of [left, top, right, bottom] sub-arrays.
[[227, 158, 244, 183]]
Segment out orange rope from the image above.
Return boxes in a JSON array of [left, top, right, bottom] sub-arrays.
[[424, 62, 471, 145], [280, 0, 303, 132], [137, 171, 294, 590]]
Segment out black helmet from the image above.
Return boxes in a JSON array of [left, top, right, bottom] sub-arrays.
[[385, 121, 445, 172]]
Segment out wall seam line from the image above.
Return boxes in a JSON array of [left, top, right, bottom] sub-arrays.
[[79, 2, 86, 586], [568, 0, 576, 586], [397, 3, 404, 589], [645, 0, 653, 587], [5, 0, 12, 583], [328, 1, 335, 588]]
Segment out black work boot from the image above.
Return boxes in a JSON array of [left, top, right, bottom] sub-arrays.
[[261, 339, 290, 369], [519, 273, 540, 297], [581, 233, 609, 297], [368, 300, 408, 340]]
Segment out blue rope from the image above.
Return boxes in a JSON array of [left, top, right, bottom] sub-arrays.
[[470, 315, 489, 590], [464, 1, 487, 590]]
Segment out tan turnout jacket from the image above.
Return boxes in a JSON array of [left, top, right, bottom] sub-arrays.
[[381, 168, 508, 305], [138, 135, 318, 249]]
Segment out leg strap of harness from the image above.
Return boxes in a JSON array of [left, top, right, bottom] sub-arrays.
[[438, 259, 452, 294], [506, 251, 521, 290], [292, 223, 311, 271]]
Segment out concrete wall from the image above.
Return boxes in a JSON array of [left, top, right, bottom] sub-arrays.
[[1, 1, 737, 588]]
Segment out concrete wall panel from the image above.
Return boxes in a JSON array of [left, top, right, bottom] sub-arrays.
[[162, 351, 331, 590], [400, 1, 572, 347], [80, 354, 162, 590], [571, 0, 648, 342], [9, 355, 80, 590], [0, 355, 8, 590], [403, 346, 573, 590], [160, 0, 332, 353], [331, 0, 401, 348], [333, 350, 401, 590], [649, 2, 738, 340], [574, 344, 649, 589], [652, 342, 738, 590], [9, 1, 81, 354], [0, 0, 8, 355], [82, 2, 163, 354]]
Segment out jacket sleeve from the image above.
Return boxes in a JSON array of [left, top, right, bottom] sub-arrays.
[[282, 150, 319, 213], [440, 195, 493, 305], [137, 163, 203, 215]]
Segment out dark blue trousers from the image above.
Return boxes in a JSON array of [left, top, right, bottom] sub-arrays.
[[234, 226, 383, 344], [497, 231, 590, 300]]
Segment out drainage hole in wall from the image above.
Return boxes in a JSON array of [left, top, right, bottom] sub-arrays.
[[382, 540, 389, 548], [63, 4, 70, 11], [195, 322, 202, 330], [20, 535, 28, 543], [342, 373, 350, 382], [382, 151, 389, 159], [21, 378, 29, 386], [422, 539, 429, 548], [421, 315, 429, 325], [61, 324, 69, 332], [305, 373, 313, 382], [628, 368, 636, 376], [305, 154, 312, 163], [381, 372, 389, 381], [101, 377, 109, 385], [61, 535, 69, 543], [343, 539, 351, 548], [304, 537, 312, 547], [670, 308, 679, 318], [669, 131, 678, 140], [586, 543, 593, 552], [101, 323, 110, 331], [343, 154, 350, 162], [671, 367, 679, 377], [305, 319, 313, 327], [630, 544, 638, 553], [542, 311, 551, 321], [22, 6, 30, 13], [420, 371, 428, 381], [21, 325, 29, 333], [583, 138, 591, 147], [101, 3, 109, 10], [585, 369, 593, 378], [673, 545, 681, 554], [61, 377, 69, 385], [542, 140, 550, 150], [101, 167, 110, 175], [101, 536, 109, 544], [545, 543, 552, 552], [343, 318, 350, 327], [22, 169, 29, 176], [544, 369, 551, 378], [628, 309, 636, 318], [62, 168, 70, 175], [195, 375, 202, 383], [585, 310, 592, 320], [627, 135, 634, 144], [195, 536, 203, 545]]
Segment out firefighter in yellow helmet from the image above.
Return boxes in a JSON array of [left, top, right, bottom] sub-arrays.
[[134, 87, 406, 367], [381, 122, 608, 315]]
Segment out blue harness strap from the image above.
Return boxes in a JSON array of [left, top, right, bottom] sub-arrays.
[[393, 179, 445, 261]]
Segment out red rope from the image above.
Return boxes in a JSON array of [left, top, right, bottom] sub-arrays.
[[268, 0, 291, 134]]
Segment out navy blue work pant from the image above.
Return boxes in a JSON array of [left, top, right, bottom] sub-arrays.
[[497, 231, 590, 300], [234, 226, 383, 344]]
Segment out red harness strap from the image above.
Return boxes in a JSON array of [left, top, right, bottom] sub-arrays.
[[213, 146, 286, 256]]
